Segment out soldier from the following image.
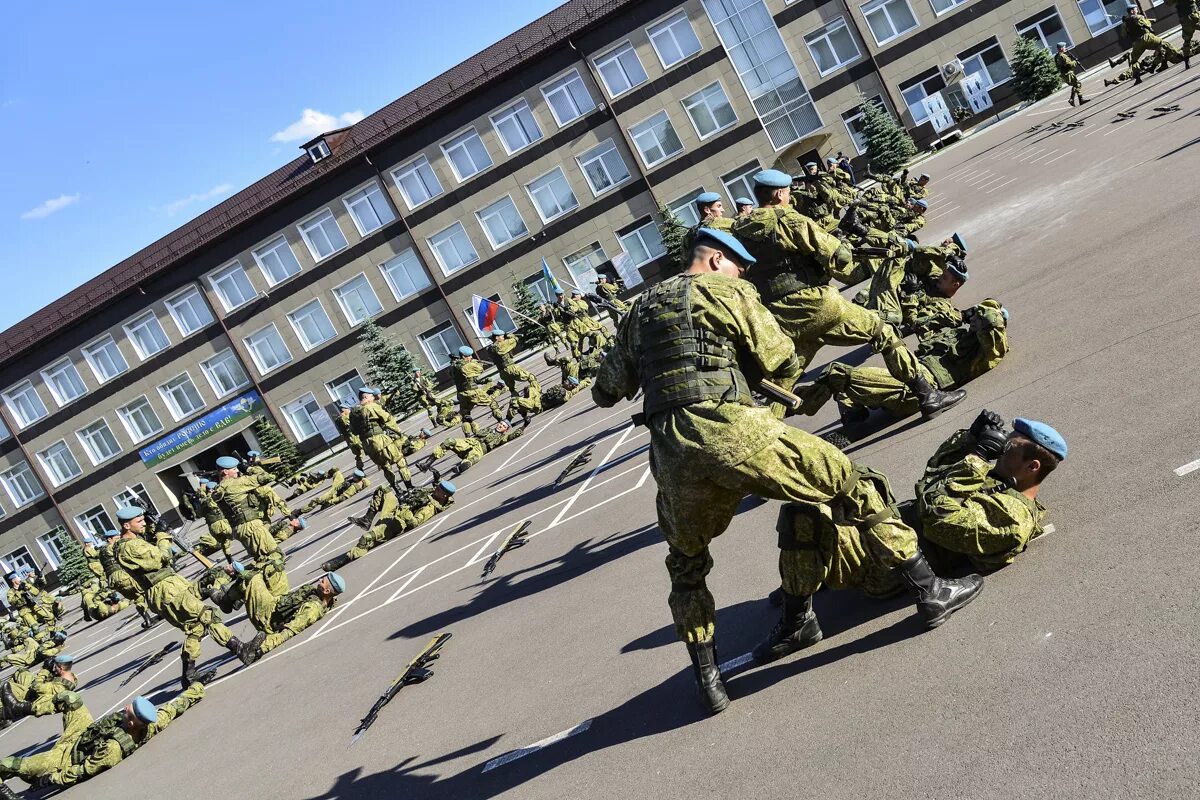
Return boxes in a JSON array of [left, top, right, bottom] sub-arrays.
[[271, 515, 306, 544], [693, 191, 735, 233], [731, 169, 965, 420], [486, 328, 541, 397], [1171, 0, 1200, 67], [349, 386, 416, 491], [566, 290, 609, 355], [507, 380, 542, 424], [410, 368, 442, 425], [213, 457, 289, 580], [334, 401, 366, 471], [593, 275, 629, 326], [300, 469, 370, 515], [239, 572, 345, 663], [734, 197, 754, 219], [0, 630, 66, 670], [791, 166, 849, 231], [541, 376, 590, 410], [544, 348, 582, 386], [0, 653, 77, 726], [592, 227, 982, 714], [417, 421, 524, 480], [452, 349, 504, 437], [99, 528, 157, 630], [194, 480, 236, 563], [325, 482, 457, 569], [1055, 42, 1089, 105], [1123, 4, 1182, 82], [4, 574, 52, 629]]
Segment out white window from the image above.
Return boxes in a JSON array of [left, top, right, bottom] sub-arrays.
[[441, 128, 493, 181], [391, 155, 443, 209], [380, 249, 432, 300], [524, 272, 555, 304], [805, 18, 861, 75], [210, 261, 257, 311], [900, 73, 946, 124], [668, 191, 704, 227], [1, 462, 43, 507], [842, 96, 886, 154], [326, 370, 366, 405], [282, 394, 337, 442], [117, 396, 164, 442], [476, 195, 529, 248], [75, 505, 115, 538], [418, 322, 468, 371], [682, 82, 737, 139], [2, 548, 37, 574], [619, 221, 666, 267], [287, 299, 337, 350], [462, 295, 517, 337], [595, 42, 648, 97], [629, 111, 684, 167], [165, 286, 214, 337], [428, 223, 479, 274], [722, 163, 761, 209], [0, 418, 8, 442], [124, 311, 170, 359], [959, 38, 1012, 88], [702, 0, 822, 149], [577, 140, 631, 195], [252, 236, 303, 285], [200, 350, 250, 398], [1076, 0, 1124, 34], [37, 527, 73, 570], [3, 381, 48, 427], [41, 360, 87, 407], [648, 11, 703, 68], [82, 336, 128, 383], [307, 140, 332, 162], [861, 0, 920, 44], [36, 440, 82, 486], [931, 0, 970, 12], [158, 372, 206, 420], [244, 324, 293, 375], [526, 168, 579, 222], [1018, 8, 1072, 49], [114, 484, 157, 515], [298, 209, 349, 261], [343, 182, 397, 236], [333, 273, 385, 326], [491, 100, 543, 154], [77, 418, 122, 465], [542, 70, 595, 127], [563, 243, 606, 293]]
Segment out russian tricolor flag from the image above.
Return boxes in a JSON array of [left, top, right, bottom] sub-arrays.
[[472, 295, 500, 333]]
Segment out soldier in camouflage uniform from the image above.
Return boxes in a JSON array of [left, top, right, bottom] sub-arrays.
[[417, 421, 524, 480], [325, 482, 457, 569], [507, 380, 542, 424], [451, 349, 504, 437], [683, 191, 736, 252], [4, 574, 53, 630], [239, 572, 345, 663], [593, 274, 629, 326], [243, 451, 292, 519], [1171, 0, 1200, 66], [0, 630, 66, 670], [544, 348, 582, 386], [566, 291, 609, 356], [271, 515, 306, 544], [300, 469, 370, 515], [485, 328, 541, 397], [592, 227, 982, 714], [852, 236, 966, 330], [349, 386, 416, 491], [542, 376, 590, 410], [98, 529, 157, 629], [1123, 5, 1182, 82], [410, 368, 445, 425], [334, 401, 366, 471], [194, 481, 236, 563], [1055, 43, 1089, 105], [0, 653, 77, 728], [213, 457, 289, 582], [792, 164, 852, 231]]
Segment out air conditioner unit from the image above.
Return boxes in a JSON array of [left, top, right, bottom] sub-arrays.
[[942, 59, 964, 81]]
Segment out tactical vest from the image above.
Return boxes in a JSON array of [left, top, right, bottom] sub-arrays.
[[636, 276, 752, 418], [732, 209, 827, 301], [452, 360, 474, 393], [126, 560, 174, 594], [270, 585, 322, 629], [73, 713, 138, 765]]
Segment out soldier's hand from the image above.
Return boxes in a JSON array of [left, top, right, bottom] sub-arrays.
[[970, 409, 1006, 438], [973, 427, 1009, 460]]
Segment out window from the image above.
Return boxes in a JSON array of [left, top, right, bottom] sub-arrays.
[[648, 11, 703, 68], [721, 163, 761, 209], [669, 192, 704, 227], [462, 294, 516, 336], [595, 42, 648, 97], [1076, 0, 1125, 34], [3, 381, 48, 427], [158, 372, 206, 420], [343, 182, 397, 236], [41, 360, 87, 407], [542, 70, 595, 127], [931, 0, 971, 13], [333, 274, 384, 326], [117, 396, 164, 442], [124, 311, 170, 360], [900, 72, 947, 124], [82, 336, 128, 383], [619, 221, 666, 267], [682, 82, 737, 139], [1017, 8, 1071, 50], [526, 168, 579, 222], [0, 418, 8, 443], [210, 261, 257, 311], [392, 155, 444, 209], [701, 0, 821, 149], [307, 140, 332, 163], [428, 223, 479, 274], [2, 548, 37, 574], [75, 506, 115, 538], [380, 249, 432, 300], [861, 0, 919, 44], [563, 243, 606, 293], [165, 286, 214, 337], [959, 38, 1012, 88], [37, 527, 73, 570], [1, 461, 43, 506], [491, 100, 543, 154], [36, 440, 82, 486], [252, 236, 302, 285], [114, 484, 157, 516], [326, 370, 366, 405], [441, 128, 493, 181], [476, 195, 529, 248], [419, 321, 468, 370], [577, 140, 631, 195], [77, 418, 122, 465], [287, 299, 337, 350], [298, 209, 349, 261], [282, 394, 337, 442], [200, 350, 250, 398], [842, 96, 886, 154], [244, 324, 292, 374], [805, 18, 861, 75], [524, 272, 555, 304], [629, 111, 684, 167]]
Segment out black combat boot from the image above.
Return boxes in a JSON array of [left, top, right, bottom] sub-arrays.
[[234, 632, 266, 666], [139, 607, 157, 630], [908, 374, 967, 419], [752, 591, 823, 665], [180, 654, 217, 690], [449, 461, 470, 478], [0, 686, 31, 721], [1079, 96, 1089, 105], [896, 551, 983, 628], [81, 604, 93, 623], [837, 399, 870, 427], [349, 508, 377, 530], [685, 641, 729, 715], [321, 553, 353, 573]]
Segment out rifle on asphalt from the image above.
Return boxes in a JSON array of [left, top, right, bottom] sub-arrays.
[[120, 641, 179, 686], [554, 444, 595, 486], [481, 521, 532, 579], [351, 633, 452, 745]]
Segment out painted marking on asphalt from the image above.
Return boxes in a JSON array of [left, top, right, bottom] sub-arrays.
[[549, 424, 635, 529], [385, 565, 429, 603], [493, 407, 566, 473], [1104, 118, 1137, 137], [1042, 524, 1056, 537], [964, 170, 996, 186], [720, 652, 754, 672], [1043, 148, 1076, 165], [482, 719, 594, 772], [985, 177, 1019, 194], [974, 176, 1007, 190], [1014, 147, 1046, 163], [1027, 148, 1060, 164], [1173, 458, 1200, 477]]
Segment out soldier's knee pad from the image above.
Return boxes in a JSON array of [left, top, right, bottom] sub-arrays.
[[776, 503, 828, 551]]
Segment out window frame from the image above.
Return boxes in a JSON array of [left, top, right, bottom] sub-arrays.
[[208, 260, 258, 312], [243, 323, 294, 376], [390, 155, 444, 210], [619, 220, 667, 268], [841, 96, 887, 155], [668, 190, 705, 228], [81, 335, 129, 384], [122, 310, 171, 361], [628, 109, 685, 168], [341, 180, 397, 237], [156, 371, 206, 422], [332, 273, 385, 327], [804, 16, 863, 76], [647, 9, 703, 69], [75, 505, 115, 539], [37, 526, 73, 570], [325, 370, 366, 405], [3, 380, 49, 427], [541, 69, 595, 128], [76, 417, 122, 466], [957, 37, 1012, 88], [251, 234, 304, 287], [199, 349, 251, 399], [899, 72, 947, 124], [379, 249, 433, 302], [440, 127, 494, 183], [721, 162, 762, 208], [489, 99, 544, 156], [164, 285, 215, 338], [297, 208, 350, 262], [576, 139, 632, 197], [418, 321, 468, 371], [680, 81, 739, 140], [593, 41, 649, 99], [1017, 7, 1073, 49], [40, 358, 87, 408], [525, 167, 580, 224], [36, 439, 82, 487], [116, 394, 165, 443], [860, 0, 921, 46], [427, 222, 480, 276], [562, 243, 607, 294], [286, 297, 338, 351], [475, 194, 530, 249], [0, 461, 43, 508]]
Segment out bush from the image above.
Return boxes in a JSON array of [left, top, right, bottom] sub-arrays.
[[1011, 35, 1062, 102]]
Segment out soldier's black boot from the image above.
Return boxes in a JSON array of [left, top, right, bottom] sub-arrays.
[[349, 510, 375, 530], [0, 779, 21, 799], [837, 399, 870, 427], [897, 551, 983, 628], [415, 455, 436, 473], [685, 641, 729, 715], [0, 686, 31, 721], [1079, 96, 1089, 105], [181, 654, 217, 690], [321, 553, 353, 573], [908, 374, 967, 419], [234, 632, 266, 666], [752, 591, 823, 665]]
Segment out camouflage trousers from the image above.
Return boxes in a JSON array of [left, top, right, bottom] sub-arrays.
[[364, 434, 413, 488], [348, 497, 439, 560], [260, 598, 328, 655], [235, 519, 283, 563], [457, 389, 503, 436], [498, 365, 541, 396], [197, 518, 235, 562], [0, 701, 93, 782], [1131, 33, 1182, 74], [243, 570, 289, 634], [146, 575, 233, 660], [800, 362, 939, 418]]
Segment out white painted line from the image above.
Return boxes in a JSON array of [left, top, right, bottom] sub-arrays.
[[964, 171, 995, 186], [985, 177, 1019, 195], [482, 719, 594, 772], [973, 176, 1006, 190], [1103, 118, 1137, 136], [1043, 148, 1076, 165], [385, 565, 428, 603], [720, 652, 754, 672], [468, 530, 506, 566], [1027, 148, 1060, 164], [493, 407, 565, 473], [1042, 524, 1056, 537], [1174, 458, 1200, 477], [549, 424, 635, 529]]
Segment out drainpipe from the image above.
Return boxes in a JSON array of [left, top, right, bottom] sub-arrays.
[[841, 1, 907, 127], [0, 405, 73, 554], [197, 290, 286, 434]]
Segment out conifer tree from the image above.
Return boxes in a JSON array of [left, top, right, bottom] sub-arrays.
[[1011, 35, 1062, 102], [657, 204, 692, 270], [251, 416, 303, 476], [861, 97, 918, 175], [54, 536, 90, 589], [359, 319, 419, 414], [509, 272, 551, 350]]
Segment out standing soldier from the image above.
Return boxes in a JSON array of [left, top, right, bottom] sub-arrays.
[[593, 275, 629, 326], [452, 348, 504, 436], [212, 456, 289, 598], [99, 529, 157, 630], [410, 368, 445, 426], [1123, 4, 1183, 83], [1055, 43, 1089, 105], [485, 328, 541, 397], [334, 401, 365, 471], [1171, 0, 1200, 67], [734, 197, 755, 219], [349, 387, 416, 491], [195, 481, 235, 564]]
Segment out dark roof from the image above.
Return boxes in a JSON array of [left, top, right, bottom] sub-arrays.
[[0, 0, 632, 367]]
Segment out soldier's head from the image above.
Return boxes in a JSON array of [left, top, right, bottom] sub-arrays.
[[995, 418, 1066, 493], [687, 228, 757, 279], [494, 420, 511, 434], [104, 529, 121, 546], [935, 259, 968, 297], [419, 428, 433, 440], [317, 571, 346, 604], [246, 450, 261, 463], [290, 516, 306, 532], [735, 197, 754, 216], [49, 653, 75, 680], [457, 346, 475, 361], [694, 191, 723, 219], [1127, 3, 1142, 15], [358, 386, 379, 405], [917, 173, 931, 186], [909, 198, 928, 214], [432, 480, 457, 505], [122, 696, 158, 736], [117, 507, 146, 538], [351, 469, 366, 482], [752, 169, 792, 207], [4, 573, 19, 589], [216, 455, 240, 480], [338, 401, 352, 417]]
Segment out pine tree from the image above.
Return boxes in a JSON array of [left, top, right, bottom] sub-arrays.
[[509, 272, 551, 351], [252, 416, 303, 476], [860, 97, 918, 175], [54, 536, 90, 589], [657, 203, 691, 270], [1011, 35, 1062, 102], [359, 319, 419, 414]]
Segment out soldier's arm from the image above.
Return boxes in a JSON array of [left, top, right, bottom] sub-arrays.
[[116, 538, 168, 573], [592, 302, 641, 406], [922, 428, 978, 470], [146, 682, 204, 737], [782, 213, 854, 280], [706, 280, 802, 386], [50, 739, 124, 786], [919, 466, 1039, 561]]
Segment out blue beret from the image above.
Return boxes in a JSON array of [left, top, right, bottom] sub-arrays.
[[567, 376, 580, 386], [1056, 41, 1066, 47], [296, 516, 306, 530], [734, 197, 753, 206], [825, 156, 837, 164], [439, 480, 457, 494], [232, 561, 245, 574], [338, 401, 352, 410], [116, 506, 144, 522], [457, 346, 474, 357], [912, 199, 928, 210], [554, 287, 564, 295], [247, 451, 261, 458], [325, 572, 346, 594], [804, 162, 819, 169], [695, 191, 721, 204], [132, 696, 157, 724], [51, 630, 67, 643], [1001, 307, 1010, 322], [104, 528, 120, 539], [753, 169, 792, 189], [945, 261, 969, 281], [358, 386, 380, 396], [81, 533, 95, 544], [904, 239, 917, 252], [420, 428, 433, 437], [352, 469, 365, 478], [952, 232, 967, 252], [693, 228, 757, 267], [53, 653, 74, 664], [205, 480, 219, 489], [1013, 418, 1067, 461], [216, 456, 239, 470]]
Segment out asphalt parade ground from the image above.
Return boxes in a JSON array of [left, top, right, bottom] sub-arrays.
[[6, 59, 1200, 799]]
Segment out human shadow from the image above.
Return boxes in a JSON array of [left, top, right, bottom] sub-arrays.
[[283, 521, 355, 560]]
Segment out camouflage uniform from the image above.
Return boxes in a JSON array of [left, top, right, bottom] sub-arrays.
[[334, 409, 366, 471], [0, 690, 94, 784], [299, 471, 370, 514], [1125, 12, 1182, 77], [1172, 0, 1200, 55], [594, 279, 629, 326], [244, 580, 334, 655], [214, 474, 289, 604], [487, 334, 541, 396], [195, 489, 235, 563], [452, 356, 504, 436], [349, 399, 415, 489], [1055, 49, 1085, 105], [346, 487, 453, 561], [507, 381, 542, 422]]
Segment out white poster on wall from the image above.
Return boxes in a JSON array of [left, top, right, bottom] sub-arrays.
[[611, 252, 644, 288]]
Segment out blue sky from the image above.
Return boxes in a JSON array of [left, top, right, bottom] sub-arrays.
[[0, 0, 564, 331]]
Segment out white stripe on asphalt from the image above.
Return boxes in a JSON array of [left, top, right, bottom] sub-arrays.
[[1174, 459, 1200, 477], [1027, 148, 1060, 164], [985, 177, 1019, 194], [1043, 148, 1076, 165], [1104, 118, 1138, 136], [720, 652, 754, 672], [482, 719, 594, 772]]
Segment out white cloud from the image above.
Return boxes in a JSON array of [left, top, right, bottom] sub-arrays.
[[269, 108, 365, 143], [164, 183, 234, 216], [20, 193, 81, 220]]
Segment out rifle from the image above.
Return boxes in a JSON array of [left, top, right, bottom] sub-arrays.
[[853, 246, 893, 258], [351, 633, 452, 745], [120, 641, 179, 686], [554, 444, 595, 486], [481, 521, 532, 579], [759, 379, 802, 413]]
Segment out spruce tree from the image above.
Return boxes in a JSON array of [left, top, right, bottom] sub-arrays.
[[1011, 35, 1062, 102], [861, 97, 918, 175], [657, 203, 692, 271], [359, 319, 419, 414], [251, 416, 303, 476], [509, 272, 551, 351], [54, 536, 90, 590]]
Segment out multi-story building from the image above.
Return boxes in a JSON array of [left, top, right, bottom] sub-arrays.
[[0, 0, 1169, 576]]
